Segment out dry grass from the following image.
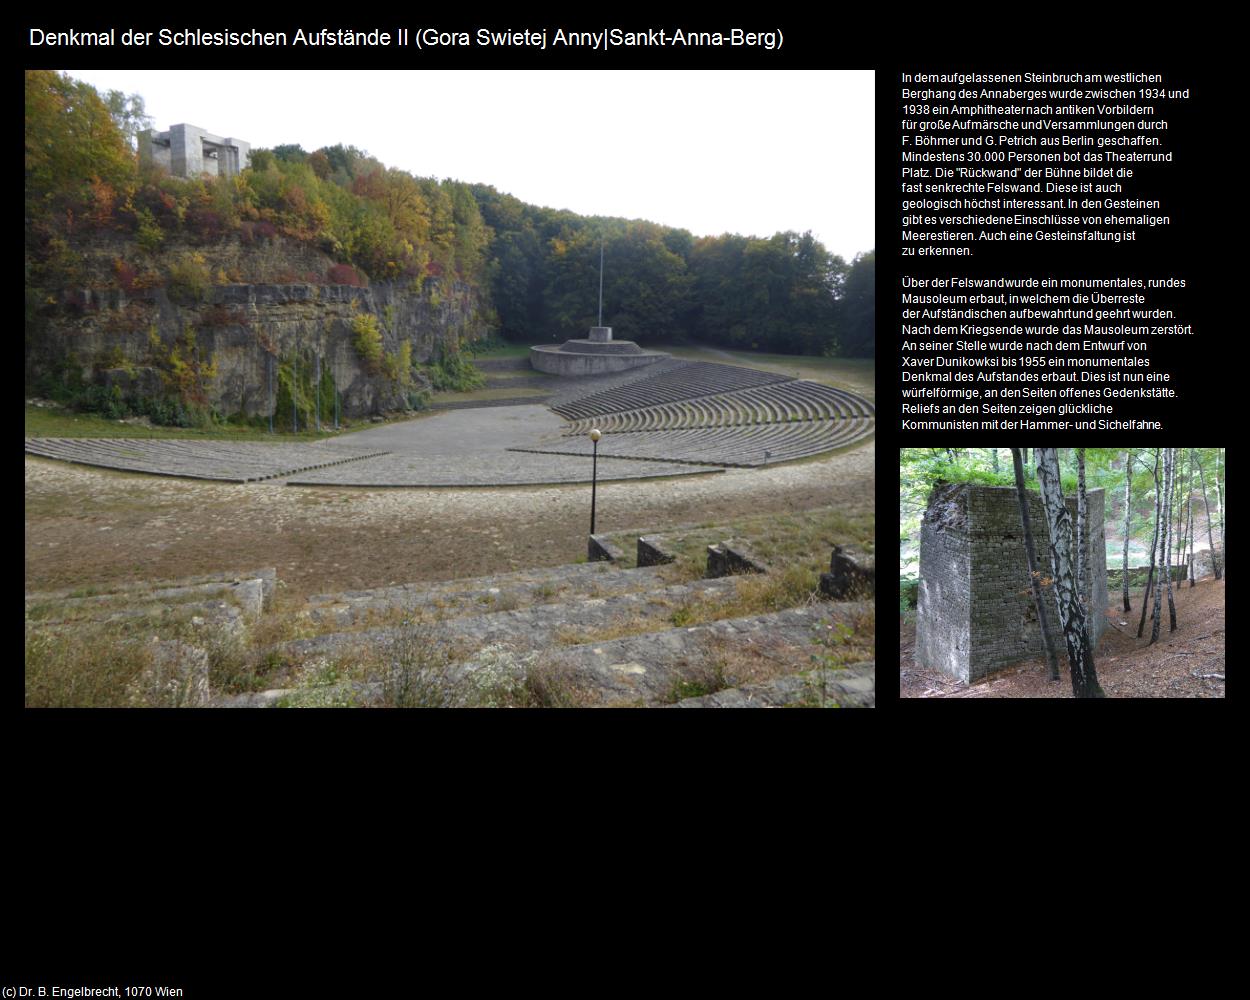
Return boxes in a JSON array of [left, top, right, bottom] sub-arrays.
[[25, 624, 156, 707], [669, 565, 819, 626], [604, 504, 873, 590]]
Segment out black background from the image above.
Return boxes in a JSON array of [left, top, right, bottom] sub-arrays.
[[17, 21, 1228, 969]]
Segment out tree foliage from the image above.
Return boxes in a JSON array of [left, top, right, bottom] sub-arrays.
[[26, 72, 875, 362]]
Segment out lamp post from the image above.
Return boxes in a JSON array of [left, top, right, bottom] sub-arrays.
[[589, 428, 601, 535]]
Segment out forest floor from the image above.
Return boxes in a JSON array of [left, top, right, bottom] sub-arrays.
[[899, 576, 1225, 698]]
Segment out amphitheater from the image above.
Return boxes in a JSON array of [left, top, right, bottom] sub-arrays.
[[25, 357, 875, 486], [27, 353, 876, 708]]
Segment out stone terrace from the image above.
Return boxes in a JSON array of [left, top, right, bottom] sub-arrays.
[[24, 358, 873, 483], [23, 438, 386, 482]]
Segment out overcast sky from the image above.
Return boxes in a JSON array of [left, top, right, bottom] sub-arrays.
[[63, 69, 875, 261]]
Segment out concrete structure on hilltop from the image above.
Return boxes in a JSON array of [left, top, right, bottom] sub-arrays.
[[140, 124, 251, 179], [915, 482, 1108, 683], [530, 326, 670, 376]]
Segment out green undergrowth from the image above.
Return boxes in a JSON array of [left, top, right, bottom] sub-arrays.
[[25, 403, 360, 441]]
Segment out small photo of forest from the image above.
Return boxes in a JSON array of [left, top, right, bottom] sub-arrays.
[[900, 447, 1224, 698]]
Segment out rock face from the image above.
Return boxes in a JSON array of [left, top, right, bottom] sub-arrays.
[[25, 234, 492, 419], [915, 483, 1108, 683]]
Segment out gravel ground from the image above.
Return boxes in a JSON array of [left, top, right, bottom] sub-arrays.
[[25, 439, 874, 599]]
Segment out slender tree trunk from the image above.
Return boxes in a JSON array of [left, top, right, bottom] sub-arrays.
[[1164, 448, 1177, 632], [1035, 448, 1105, 698], [1011, 448, 1060, 681], [1187, 449, 1196, 588], [1136, 449, 1162, 638], [1196, 451, 1222, 580], [1122, 452, 1133, 612], [1174, 448, 1187, 569], [1077, 448, 1088, 611], [1150, 445, 1170, 640], [1216, 447, 1224, 574], [991, 447, 999, 473]]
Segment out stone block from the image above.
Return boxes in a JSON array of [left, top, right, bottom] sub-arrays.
[[131, 640, 210, 708], [588, 534, 624, 563], [819, 545, 876, 598], [637, 536, 676, 567], [915, 483, 1108, 683], [705, 541, 767, 579]]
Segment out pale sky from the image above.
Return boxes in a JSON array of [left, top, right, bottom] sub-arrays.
[[63, 69, 875, 261]]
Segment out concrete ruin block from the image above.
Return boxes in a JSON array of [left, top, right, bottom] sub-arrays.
[[1189, 547, 1224, 580], [915, 483, 1108, 683], [705, 542, 767, 579], [131, 640, 211, 708], [637, 536, 676, 567], [588, 534, 624, 563], [820, 545, 875, 598]]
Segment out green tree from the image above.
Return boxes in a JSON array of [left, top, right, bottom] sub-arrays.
[[838, 251, 875, 357]]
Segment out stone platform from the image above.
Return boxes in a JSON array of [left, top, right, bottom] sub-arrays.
[[530, 325, 670, 375]]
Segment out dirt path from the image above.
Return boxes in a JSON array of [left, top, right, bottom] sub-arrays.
[[25, 441, 873, 598], [900, 576, 1225, 698]]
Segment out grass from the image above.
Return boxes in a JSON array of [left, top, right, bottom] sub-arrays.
[[667, 565, 824, 626], [26, 624, 156, 707], [25, 403, 363, 442], [430, 386, 549, 404], [599, 505, 874, 588], [465, 341, 535, 359]]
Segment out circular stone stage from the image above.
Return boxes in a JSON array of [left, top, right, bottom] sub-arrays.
[[530, 326, 670, 376], [25, 358, 875, 487]]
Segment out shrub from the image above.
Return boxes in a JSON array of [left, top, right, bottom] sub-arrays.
[[899, 577, 919, 612], [198, 304, 249, 328], [327, 263, 367, 287], [114, 258, 138, 292], [352, 313, 383, 372], [239, 220, 277, 244], [135, 207, 165, 254], [425, 346, 485, 392], [166, 253, 212, 305], [381, 341, 413, 389]]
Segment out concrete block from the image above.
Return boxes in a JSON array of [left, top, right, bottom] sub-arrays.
[[637, 536, 676, 567], [820, 545, 876, 598], [705, 541, 767, 579], [588, 534, 624, 563], [915, 484, 1108, 683]]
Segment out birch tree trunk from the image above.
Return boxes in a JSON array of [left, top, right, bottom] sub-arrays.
[[1122, 452, 1133, 612], [1150, 448, 1168, 644], [1035, 448, 1105, 698], [1077, 448, 1088, 611], [1011, 448, 1060, 681], [1216, 447, 1224, 573], [1137, 449, 1162, 638], [1187, 449, 1196, 588], [1196, 450, 1222, 580], [1164, 448, 1177, 632]]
